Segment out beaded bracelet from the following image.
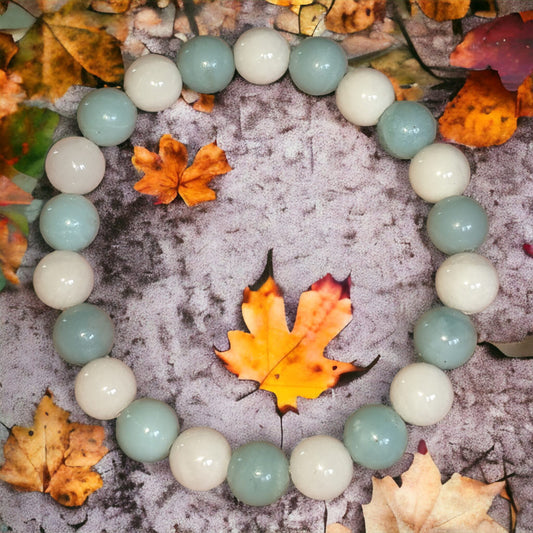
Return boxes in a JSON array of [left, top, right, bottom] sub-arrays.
[[31, 28, 498, 506]]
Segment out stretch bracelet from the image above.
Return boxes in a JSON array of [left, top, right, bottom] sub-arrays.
[[31, 28, 498, 506]]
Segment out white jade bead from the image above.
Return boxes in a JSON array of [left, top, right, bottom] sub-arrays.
[[390, 363, 453, 426], [169, 427, 231, 491], [124, 54, 183, 112], [409, 143, 470, 203], [45, 137, 105, 194], [75, 357, 137, 420], [435, 252, 499, 314], [233, 27, 290, 85], [335, 68, 395, 127], [33, 250, 94, 310], [289, 435, 353, 501]]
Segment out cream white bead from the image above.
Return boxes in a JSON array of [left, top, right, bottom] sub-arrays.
[[234, 27, 290, 85], [390, 362, 453, 426], [33, 250, 94, 310], [435, 252, 499, 314], [335, 68, 395, 126], [75, 357, 137, 420], [169, 427, 231, 491], [124, 54, 182, 112], [289, 435, 353, 501], [45, 137, 105, 194], [409, 143, 470, 203]]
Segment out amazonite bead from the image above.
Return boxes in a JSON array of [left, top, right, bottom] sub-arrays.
[[77, 88, 137, 147], [116, 398, 179, 462], [227, 442, 289, 506], [0, 2, 35, 30], [377, 101, 436, 159], [53, 303, 114, 365], [289, 37, 347, 96], [427, 196, 488, 254], [414, 306, 477, 369], [343, 404, 408, 469], [177, 36, 235, 94], [39, 194, 100, 251]]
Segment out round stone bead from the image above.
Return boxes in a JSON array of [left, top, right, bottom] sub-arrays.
[[124, 54, 182, 112], [289, 435, 353, 500], [227, 441, 289, 506], [169, 427, 231, 491], [45, 137, 105, 194], [234, 27, 290, 85], [75, 357, 137, 420], [390, 362, 453, 426], [427, 196, 488, 255], [289, 37, 347, 96], [409, 143, 470, 203], [77, 88, 137, 147], [435, 252, 499, 314], [39, 194, 100, 251], [177, 36, 235, 94], [336, 68, 395, 126], [116, 398, 179, 462], [414, 306, 477, 369], [343, 404, 408, 469], [53, 303, 114, 365], [377, 101, 437, 159], [33, 250, 94, 310]]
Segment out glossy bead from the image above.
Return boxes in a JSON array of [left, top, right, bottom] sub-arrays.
[[227, 441, 289, 506], [53, 303, 114, 365], [0, 2, 35, 30], [427, 196, 488, 254], [45, 137, 105, 194], [75, 357, 137, 420], [413, 306, 477, 369], [289, 435, 353, 500], [124, 54, 182, 112], [409, 143, 470, 203], [289, 37, 347, 96], [435, 252, 499, 314], [116, 398, 179, 462], [234, 27, 290, 85], [377, 101, 436, 159], [336, 68, 395, 126], [39, 194, 100, 251], [177, 36, 235, 94], [77, 88, 137, 147], [169, 427, 231, 491], [343, 404, 408, 469], [33, 250, 94, 310], [390, 362, 453, 426]]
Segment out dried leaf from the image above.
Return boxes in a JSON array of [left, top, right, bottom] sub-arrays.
[[439, 70, 517, 147], [192, 93, 215, 113], [0, 69, 25, 119], [216, 252, 374, 414], [450, 13, 533, 91], [0, 216, 26, 283], [0, 391, 108, 506], [90, 0, 131, 13], [0, 32, 17, 69], [133, 134, 232, 206], [517, 75, 533, 117], [0, 175, 33, 206], [299, 3, 327, 36], [325, 0, 386, 34], [486, 336, 533, 358], [363, 449, 506, 532], [416, 0, 470, 21], [265, 0, 313, 6], [326, 524, 351, 533]]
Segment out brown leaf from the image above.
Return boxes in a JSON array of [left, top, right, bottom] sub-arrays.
[[299, 3, 327, 36], [325, 0, 386, 34], [0, 33, 18, 70], [416, 0, 470, 21], [517, 74, 533, 117], [192, 93, 215, 113], [0, 216, 27, 284], [0, 70, 25, 120], [0, 176, 33, 206], [90, 0, 131, 13], [45, 465, 103, 507]]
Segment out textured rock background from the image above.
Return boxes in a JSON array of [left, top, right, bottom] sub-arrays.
[[1, 2, 533, 531]]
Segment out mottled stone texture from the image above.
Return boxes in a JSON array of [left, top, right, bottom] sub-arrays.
[[1, 2, 533, 532]]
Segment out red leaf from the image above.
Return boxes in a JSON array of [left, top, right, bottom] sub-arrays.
[[523, 243, 533, 257]]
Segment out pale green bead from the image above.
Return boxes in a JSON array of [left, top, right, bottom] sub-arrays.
[[0, 3, 35, 30], [116, 398, 179, 463]]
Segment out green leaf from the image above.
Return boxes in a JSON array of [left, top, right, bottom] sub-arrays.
[[0, 206, 29, 234]]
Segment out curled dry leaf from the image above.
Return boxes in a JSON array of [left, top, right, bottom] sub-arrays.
[[487, 336, 533, 358], [415, 0, 470, 21], [325, 0, 386, 34]]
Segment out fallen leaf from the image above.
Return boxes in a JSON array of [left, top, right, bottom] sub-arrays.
[[90, 0, 131, 13], [265, 0, 313, 6], [0, 216, 27, 284], [450, 12, 533, 91], [439, 69, 517, 147], [0, 175, 33, 206], [415, 0, 470, 21], [325, 0, 386, 34], [523, 243, 533, 257], [0, 32, 18, 69], [133, 134, 232, 206], [517, 75, 533, 117], [486, 336, 533, 358], [326, 524, 352, 533], [299, 3, 327, 36], [192, 93, 215, 113], [362, 448, 506, 532], [0, 70, 25, 119], [0, 390, 108, 506], [215, 252, 375, 414]]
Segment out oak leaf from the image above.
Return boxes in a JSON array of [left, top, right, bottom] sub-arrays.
[[216, 253, 375, 414], [362, 447, 506, 532], [132, 134, 232, 206], [0, 390, 108, 506], [415, 0, 470, 21]]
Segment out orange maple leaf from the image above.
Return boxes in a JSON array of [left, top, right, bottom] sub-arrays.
[[215, 253, 376, 414], [132, 134, 232, 206]]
